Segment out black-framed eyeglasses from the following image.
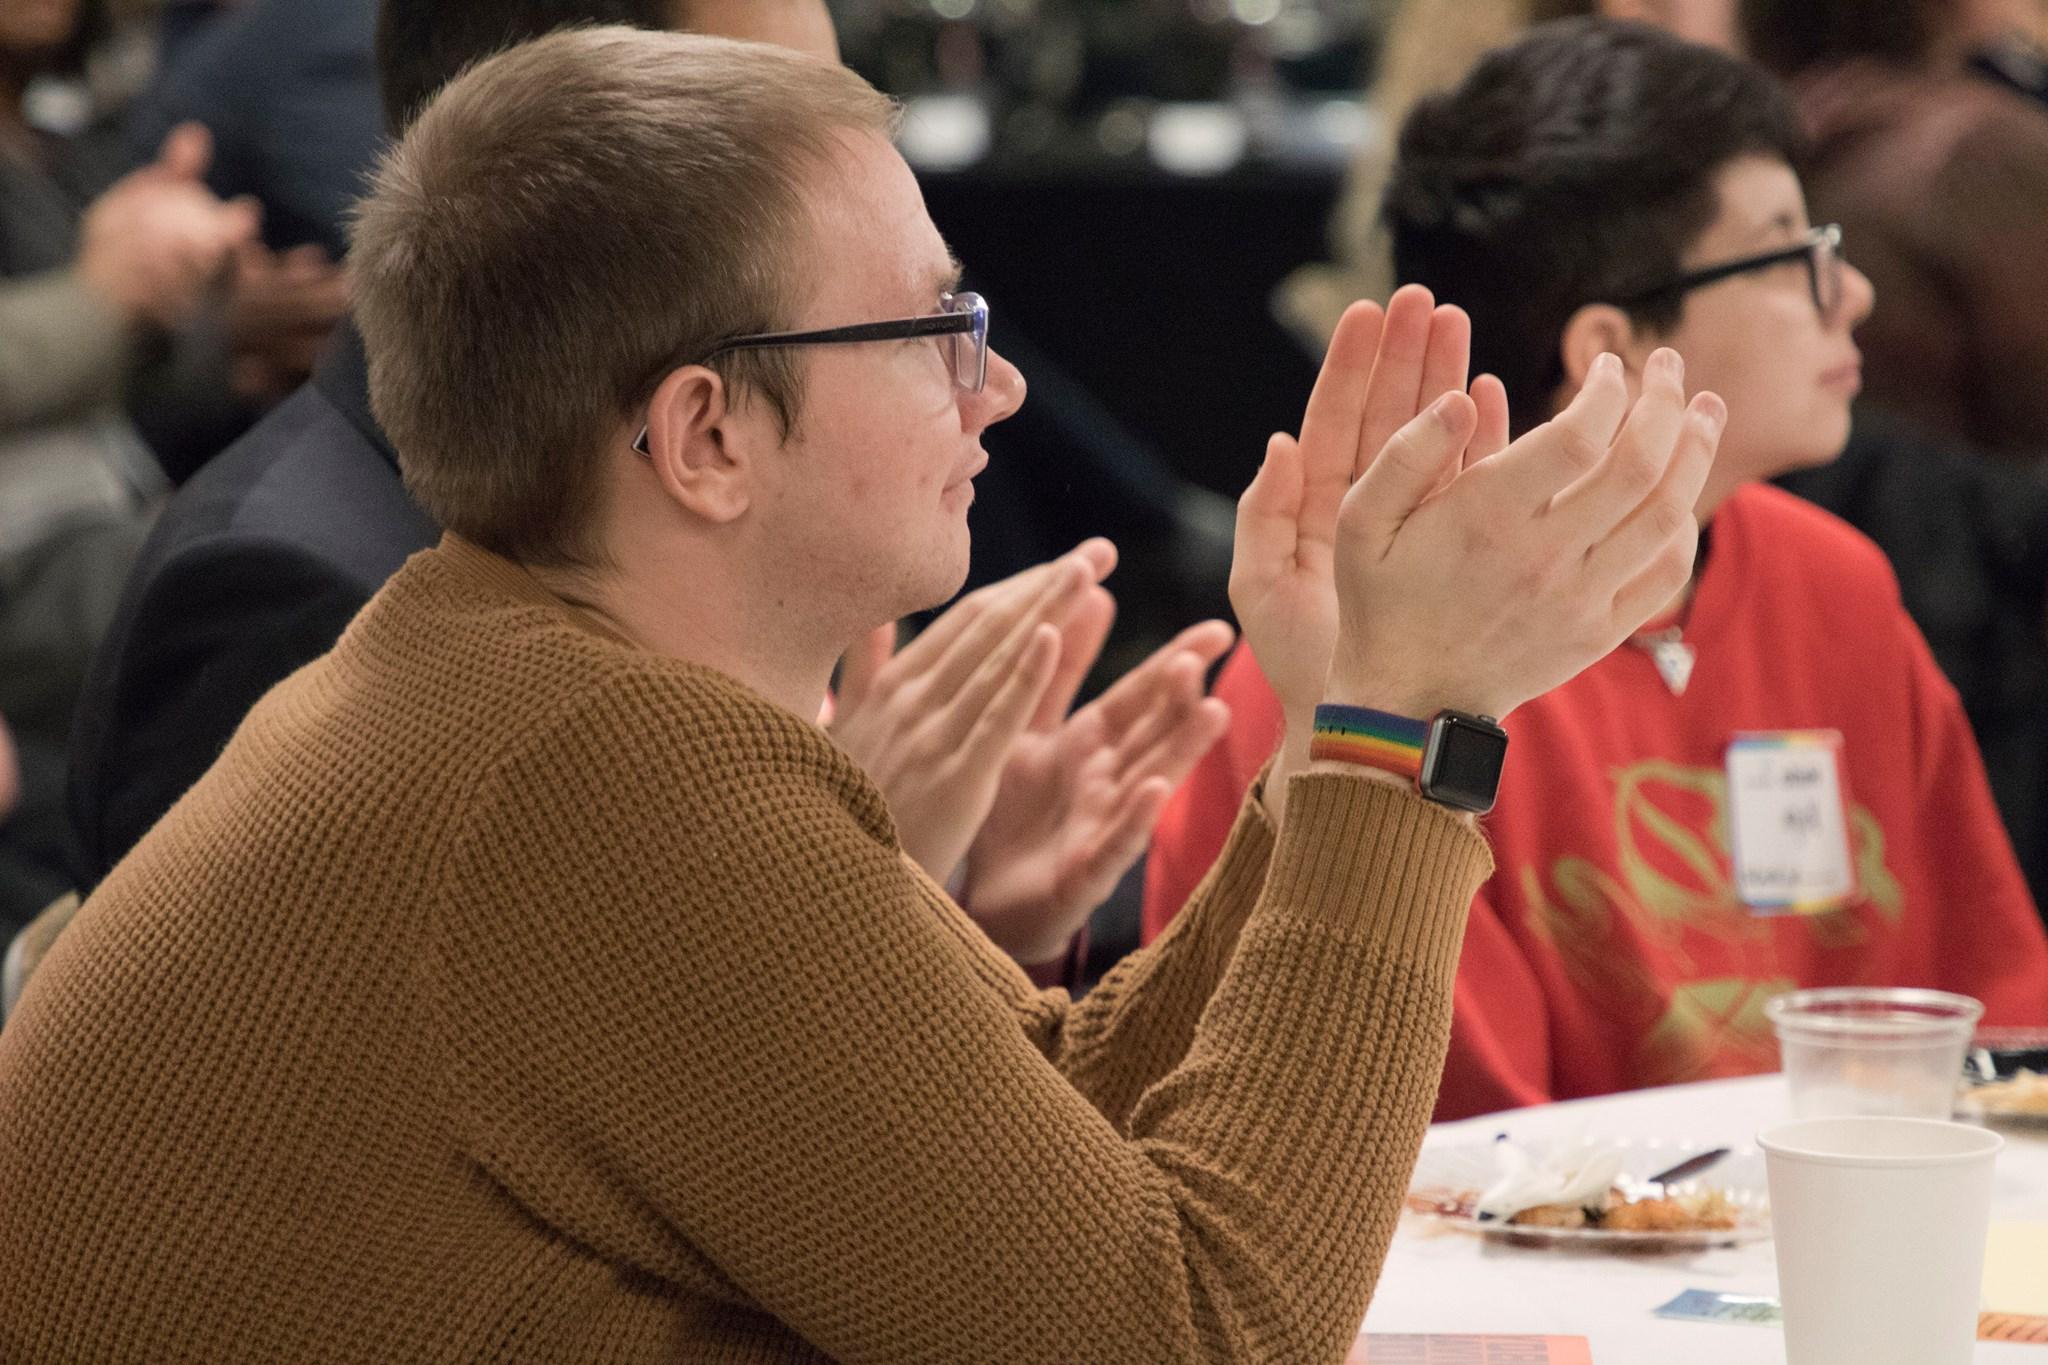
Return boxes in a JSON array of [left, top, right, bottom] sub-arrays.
[[632, 291, 990, 455], [1612, 223, 1845, 318]]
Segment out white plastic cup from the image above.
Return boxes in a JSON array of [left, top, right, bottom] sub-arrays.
[[1766, 987, 1983, 1119], [1759, 1116, 2002, 1365]]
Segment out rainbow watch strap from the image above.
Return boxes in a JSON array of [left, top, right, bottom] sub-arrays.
[[1309, 704, 1427, 780]]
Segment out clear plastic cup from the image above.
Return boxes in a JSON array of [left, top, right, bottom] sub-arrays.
[[1766, 987, 1983, 1120]]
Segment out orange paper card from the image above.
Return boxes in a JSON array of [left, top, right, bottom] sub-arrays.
[[1346, 1336, 1594, 1363], [1980, 1313, 2048, 1344]]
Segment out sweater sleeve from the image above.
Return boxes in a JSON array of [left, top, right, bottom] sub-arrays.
[[1010, 778, 1282, 1133], [430, 666, 1493, 1365], [1140, 642, 1288, 945]]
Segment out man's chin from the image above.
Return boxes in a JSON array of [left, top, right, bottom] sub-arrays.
[[893, 537, 972, 619], [924, 559, 973, 614]]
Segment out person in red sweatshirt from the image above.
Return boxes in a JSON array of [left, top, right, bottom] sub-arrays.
[[1145, 18, 2048, 1120]]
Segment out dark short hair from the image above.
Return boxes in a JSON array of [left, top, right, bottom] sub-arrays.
[[374, 0, 678, 133], [1739, 0, 1937, 78], [1384, 18, 1807, 435]]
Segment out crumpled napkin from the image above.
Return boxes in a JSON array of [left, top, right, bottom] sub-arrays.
[[1473, 1138, 1625, 1222]]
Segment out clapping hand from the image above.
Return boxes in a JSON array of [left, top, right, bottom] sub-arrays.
[[1324, 344, 1720, 721], [77, 124, 260, 332], [958, 617, 1233, 968], [224, 242, 350, 402], [829, 542, 1117, 883], [1229, 286, 1499, 723], [830, 541, 1235, 971], [1231, 287, 1725, 818]]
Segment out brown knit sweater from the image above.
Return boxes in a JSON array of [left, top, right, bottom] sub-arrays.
[[0, 536, 1492, 1364]]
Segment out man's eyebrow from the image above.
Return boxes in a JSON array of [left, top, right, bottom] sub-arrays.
[[926, 256, 965, 296]]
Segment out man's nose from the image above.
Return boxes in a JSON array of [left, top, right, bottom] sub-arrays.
[[967, 348, 1026, 431]]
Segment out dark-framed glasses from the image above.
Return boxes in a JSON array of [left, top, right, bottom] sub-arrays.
[[1613, 223, 1845, 318], [633, 291, 990, 455]]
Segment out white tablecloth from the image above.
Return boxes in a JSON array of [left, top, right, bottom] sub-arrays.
[[1360, 1074, 2048, 1362]]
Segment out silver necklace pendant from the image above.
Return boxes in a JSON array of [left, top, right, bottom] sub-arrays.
[[1639, 632, 1696, 697]]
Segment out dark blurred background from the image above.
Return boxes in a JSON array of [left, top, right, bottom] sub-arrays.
[[833, 0, 1381, 498]]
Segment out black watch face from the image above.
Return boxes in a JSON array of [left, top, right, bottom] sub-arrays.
[[1422, 715, 1509, 814]]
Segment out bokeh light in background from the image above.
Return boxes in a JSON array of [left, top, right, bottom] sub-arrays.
[[832, 0, 1387, 176], [829, 0, 1395, 496]]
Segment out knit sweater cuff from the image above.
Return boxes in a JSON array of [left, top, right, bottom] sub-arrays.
[[1266, 772, 1493, 981]]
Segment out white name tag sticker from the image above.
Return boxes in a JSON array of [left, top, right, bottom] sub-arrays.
[[1725, 731, 1856, 915]]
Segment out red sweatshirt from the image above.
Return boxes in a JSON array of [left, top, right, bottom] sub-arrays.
[[1145, 484, 2048, 1120]]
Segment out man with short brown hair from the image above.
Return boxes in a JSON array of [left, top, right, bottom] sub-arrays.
[[3, 23, 1717, 1362], [355, 18, 883, 570], [70, 0, 1236, 978]]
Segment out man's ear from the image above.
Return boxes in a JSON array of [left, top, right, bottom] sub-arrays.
[[638, 365, 754, 525], [1558, 302, 1651, 395]]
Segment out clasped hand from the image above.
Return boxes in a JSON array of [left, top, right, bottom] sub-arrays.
[[829, 543, 1232, 969], [79, 124, 259, 332], [1231, 286, 1726, 809]]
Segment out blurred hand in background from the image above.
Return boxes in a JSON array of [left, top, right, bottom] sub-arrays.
[[0, 715, 18, 825], [223, 241, 349, 402], [75, 122, 258, 332]]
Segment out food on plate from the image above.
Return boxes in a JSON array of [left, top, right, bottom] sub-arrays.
[[1966, 1069, 2048, 1117], [1566, 1187, 1737, 1233], [1403, 1181, 1742, 1233], [1402, 1138, 1744, 1235], [1472, 1137, 1621, 1223], [1507, 1200, 1592, 1230]]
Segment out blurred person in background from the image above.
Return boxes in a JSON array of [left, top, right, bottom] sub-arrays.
[[1282, 0, 2048, 913], [149, 0, 243, 68], [1741, 0, 2048, 904], [1742, 0, 2048, 462], [117, 0, 355, 437], [67, 0, 1234, 994], [125, 0, 1232, 650], [125, 0, 375, 261], [1279, 0, 1739, 345], [1148, 19, 2048, 1120], [4, 0, 340, 483], [0, 0, 257, 935], [1970, 0, 2048, 106]]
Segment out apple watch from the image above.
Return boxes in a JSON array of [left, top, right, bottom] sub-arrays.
[[1308, 703, 1509, 814]]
